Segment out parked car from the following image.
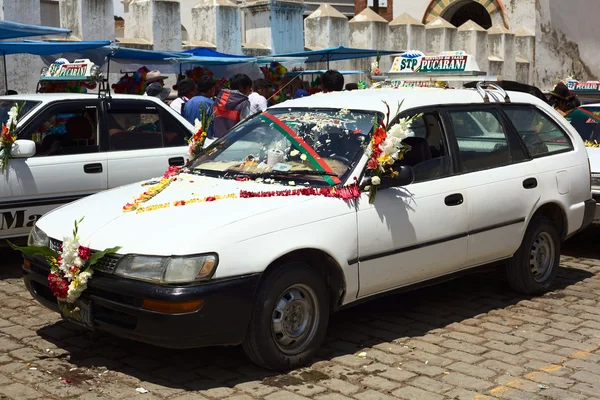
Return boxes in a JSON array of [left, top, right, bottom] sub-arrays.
[[564, 105, 600, 224], [21, 86, 595, 370], [0, 93, 202, 241]]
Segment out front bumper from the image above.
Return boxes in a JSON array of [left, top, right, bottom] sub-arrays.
[[23, 256, 261, 349]]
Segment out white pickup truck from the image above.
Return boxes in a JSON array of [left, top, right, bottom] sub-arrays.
[[0, 93, 199, 240]]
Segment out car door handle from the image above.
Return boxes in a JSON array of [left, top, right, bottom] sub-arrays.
[[523, 177, 537, 189], [83, 163, 103, 174], [169, 157, 185, 166], [444, 193, 464, 206]]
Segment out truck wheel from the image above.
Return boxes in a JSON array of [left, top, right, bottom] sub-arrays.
[[243, 262, 329, 371], [506, 216, 560, 294]]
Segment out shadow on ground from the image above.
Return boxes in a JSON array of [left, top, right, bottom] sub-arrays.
[[32, 257, 596, 393]]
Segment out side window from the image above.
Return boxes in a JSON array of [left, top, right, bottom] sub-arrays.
[[448, 109, 515, 173], [107, 102, 164, 151], [160, 110, 190, 148], [392, 111, 453, 183], [20, 103, 99, 157], [504, 106, 574, 157]]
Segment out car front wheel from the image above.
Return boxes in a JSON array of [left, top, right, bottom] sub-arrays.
[[506, 216, 560, 294], [243, 262, 330, 371]]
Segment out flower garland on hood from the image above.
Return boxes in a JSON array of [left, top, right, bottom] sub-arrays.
[[365, 100, 421, 203], [9, 218, 121, 311], [0, 103, 21, 173]]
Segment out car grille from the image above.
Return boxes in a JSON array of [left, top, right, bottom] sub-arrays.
[[47, 238, 122, 274]]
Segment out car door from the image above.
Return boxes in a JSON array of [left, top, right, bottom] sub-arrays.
[[104, 99, 190, 188], [356, 109, 469, 298], [1, 100, 107, 239], [442, 106, 541, 267]]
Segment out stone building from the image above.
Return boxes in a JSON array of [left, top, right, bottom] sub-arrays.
[[0, 0, 598, 93]]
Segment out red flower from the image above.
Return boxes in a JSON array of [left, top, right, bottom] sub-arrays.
[[367, 158, 379, 170], [69, 266, 80, 274], [163, 166, 182, 178], [373, 127, 387, 146], [206, 196, 216, 202], [48, 272, 69, 299], [78, 246, 91, 261]]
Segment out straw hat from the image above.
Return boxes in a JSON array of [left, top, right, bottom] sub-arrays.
[[145, 70, 168, 84]]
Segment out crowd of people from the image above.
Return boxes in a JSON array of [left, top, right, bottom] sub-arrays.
[[144, 69, 348, 139]]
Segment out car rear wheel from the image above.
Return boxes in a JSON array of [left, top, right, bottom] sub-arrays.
[[243, 262, 329, 371], [506, 216, 560, 294]]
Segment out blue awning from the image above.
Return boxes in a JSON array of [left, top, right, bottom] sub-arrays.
[[0, 40, 111, 55], [108, 46, 192, 62], [182, 47, 251, 60], [286, 70, 365, 77], [0, 20, 70, 40], [267, 46, 404, 64]]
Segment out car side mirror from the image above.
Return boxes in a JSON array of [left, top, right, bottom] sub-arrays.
[[362, 165, 414, 189], [10, 139, 36, 158]]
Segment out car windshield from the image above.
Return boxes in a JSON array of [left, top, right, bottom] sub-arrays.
[[188, 108, 378, 185], [566, 107, 600, 142], [0, 100, 40, 127]]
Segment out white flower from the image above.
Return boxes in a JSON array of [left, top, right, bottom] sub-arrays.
[[300, 154, 307, 161], [388, 124, 408, 140], [288, 180, 296, 186], [73, 257, 83, 267], [78, 271, 92, 285], [7, 106, 18, 128], [290, 150, 300, 156], [371, 176, 381, 185], [193, 118, 202, 132]]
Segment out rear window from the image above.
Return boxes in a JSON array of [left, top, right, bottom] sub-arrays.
[[0, 100, 40, 127], [565, 107, 600, 142]]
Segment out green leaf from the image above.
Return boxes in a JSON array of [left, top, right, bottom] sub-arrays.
[[7, 241, 59, 259], [87, 246, 122, 269]]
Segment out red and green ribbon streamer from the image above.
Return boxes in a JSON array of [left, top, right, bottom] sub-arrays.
[[259, 113, 342, 186]]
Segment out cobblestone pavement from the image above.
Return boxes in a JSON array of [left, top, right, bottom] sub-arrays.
[[0, 228, 600, 400]]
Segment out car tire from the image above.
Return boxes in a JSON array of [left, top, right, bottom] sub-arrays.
[[242, 262, 330, 371], [506, 216, 560, 294]]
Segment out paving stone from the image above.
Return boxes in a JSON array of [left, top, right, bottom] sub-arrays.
[[442, 331, 487, 344], [479, 359, 526, 376], [522, 350, 564, 364], [441, 372, 494, 391], [572, 370, 600, 385], [523, 370, 575, 389], [315, 394, 354, 400], [360, 375, 399, 391], [403, 339, 443, 354], [401, 360, 446, 377], [391, 385, 445, 400], [484, 341, 526, 355], [447, 361, 496, 379], [520, 340, 559, 353], [319, 378, 360, 395], [234, 381, 279, 397], [352, 390, 397, 400], [285, 383, 327, 397], [572, 382, 600, 397], [443, 350, 484, 364], [440, 339, 488, 355], [377, 367, 416, 383], [403, 350, 453, 367], [408, 375, 454, 393], [0, 382, 43, 399], [482, 331, 526, 345], [39, 378, 88, 397]]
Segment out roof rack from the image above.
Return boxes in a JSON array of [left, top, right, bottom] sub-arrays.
[[36, 58, 111, 98]]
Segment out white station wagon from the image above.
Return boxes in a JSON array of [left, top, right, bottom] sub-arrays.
[[1, 93, 196, 241], [22, 86, 595, 371]]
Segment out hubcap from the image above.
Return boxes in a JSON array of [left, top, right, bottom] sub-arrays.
[[529, 231, 555, 283], [271, 284, 319, 355]]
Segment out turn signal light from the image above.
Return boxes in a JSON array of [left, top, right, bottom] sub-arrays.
[[141, 299, 204, 314], [23, 259, 31, 271]]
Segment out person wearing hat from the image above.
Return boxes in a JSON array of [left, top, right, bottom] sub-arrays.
[[144, 70, 171, 102], [548, 82, 580, 116]]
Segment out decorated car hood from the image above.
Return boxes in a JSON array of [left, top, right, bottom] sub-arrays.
[[36, 172, 357, 255]]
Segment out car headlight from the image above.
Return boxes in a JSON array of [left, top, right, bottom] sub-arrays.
[[592, 173, 600, 189], [28, 225, 49, 247], [113, 253, 218, 284]]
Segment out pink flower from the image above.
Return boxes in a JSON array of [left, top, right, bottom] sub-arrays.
[[78, 246, 91, 261]]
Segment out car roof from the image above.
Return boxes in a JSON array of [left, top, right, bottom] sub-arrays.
[[0, 93, 162, 103], [270, 88, 551, 114]]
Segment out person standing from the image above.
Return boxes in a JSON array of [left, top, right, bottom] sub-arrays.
[[213, 74, 252, 139], [144, 70, 171, 102], [182, 75, 216, 138], [322, 70, 344, 93], [248, 79, 270, 115], [170, 79, 198, 114]]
